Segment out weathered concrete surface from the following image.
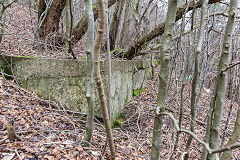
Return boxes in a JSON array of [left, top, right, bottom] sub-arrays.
[[0, 55, 149, 119]]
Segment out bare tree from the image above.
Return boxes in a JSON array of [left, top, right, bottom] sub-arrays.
[[184, 0, 209, 159], [150, 0, 178, 159], [107, 0, 124, 50], [120, 0, 131, 49], [206, 0, 238, 159], [93, 0, 115, 159], [65, 0, 75, 58], [124, 0, 221, 59], [105, 0, 112, 123], [72, 0, 117, 44], [83, 0, 95, 146]]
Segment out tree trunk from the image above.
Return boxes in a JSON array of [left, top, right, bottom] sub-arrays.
[[65, 0, 75, 58], [184, 0, 209, 159], [105, 0, 113, 123], [120, 0, 131, 49], [38, 0, 66, 38], [108, 0, 124, 50], [71, 0, 117, 44], [83, 0, 95, 146], [207, 0, 238, 159], [93, 0, 115, 159], [124, 0, 221, 59], [150, 0, 178, 159]]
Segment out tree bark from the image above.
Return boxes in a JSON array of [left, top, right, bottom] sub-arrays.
[[150, 0, 178, 159], [120, 0, 131, 49], [105, 0, 113, 123], [184, 0, 209, 159], [38, 0, 66, 38], [71, 0, 117, 44], [207, 0, 238, 159], [93, 0, 115, 159], [83, 0, 95, 146], [124, 0, 221, 59], [108, 0, 124, 50], [65, 0, 75, 58]]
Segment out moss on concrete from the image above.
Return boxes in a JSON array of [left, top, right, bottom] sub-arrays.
[[154, 59, 160, 66], [141, 60, 152, 78], [79, 56, 87, 59], [111, 113, 125, 128], [15, 55, 40, 59], [5, 55, 153, 120], [133, 88, 146, 96]]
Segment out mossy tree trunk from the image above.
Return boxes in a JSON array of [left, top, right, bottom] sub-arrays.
[[150, 0, 178, 159]]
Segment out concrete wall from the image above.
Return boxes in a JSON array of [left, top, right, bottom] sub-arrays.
[[0, 55, 151, 120]]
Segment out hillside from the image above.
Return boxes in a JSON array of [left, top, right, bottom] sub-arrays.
[[0, 2, 239, 160]]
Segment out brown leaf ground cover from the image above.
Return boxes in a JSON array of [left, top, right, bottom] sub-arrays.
[[0, 72, 239, 159], [0, 2, 239, 160]]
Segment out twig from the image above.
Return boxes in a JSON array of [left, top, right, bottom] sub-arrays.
[[211, 143, 240, 154], [138, 0, 154, 29], [158, 111, 240, 154], [36, 112, 76, 131], [98, 137, 107, 160], [221, 61, 240, 74], [0, 137, 7, 144], [14, 149, 22, 160], [165, 107, 205, 126]]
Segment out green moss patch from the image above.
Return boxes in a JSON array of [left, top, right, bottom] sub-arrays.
[[15, 55, 40, 59], [79, 56, 87, 59], [111, 113, 127, 128], [133, 88, 146, 96], [154, 59, 160, 66], [92, 3, 97, 9], [109, 48, 125, 57]]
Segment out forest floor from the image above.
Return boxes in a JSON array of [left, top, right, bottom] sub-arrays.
[[0, 69, 239, 160], [0, 2, 239, 160]]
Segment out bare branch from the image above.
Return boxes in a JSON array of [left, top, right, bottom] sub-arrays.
[[159, 112, 240, 154], [221, 61, 240, 74]]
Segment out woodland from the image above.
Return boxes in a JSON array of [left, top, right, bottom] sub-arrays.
[[0, 0, 240, 160]]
